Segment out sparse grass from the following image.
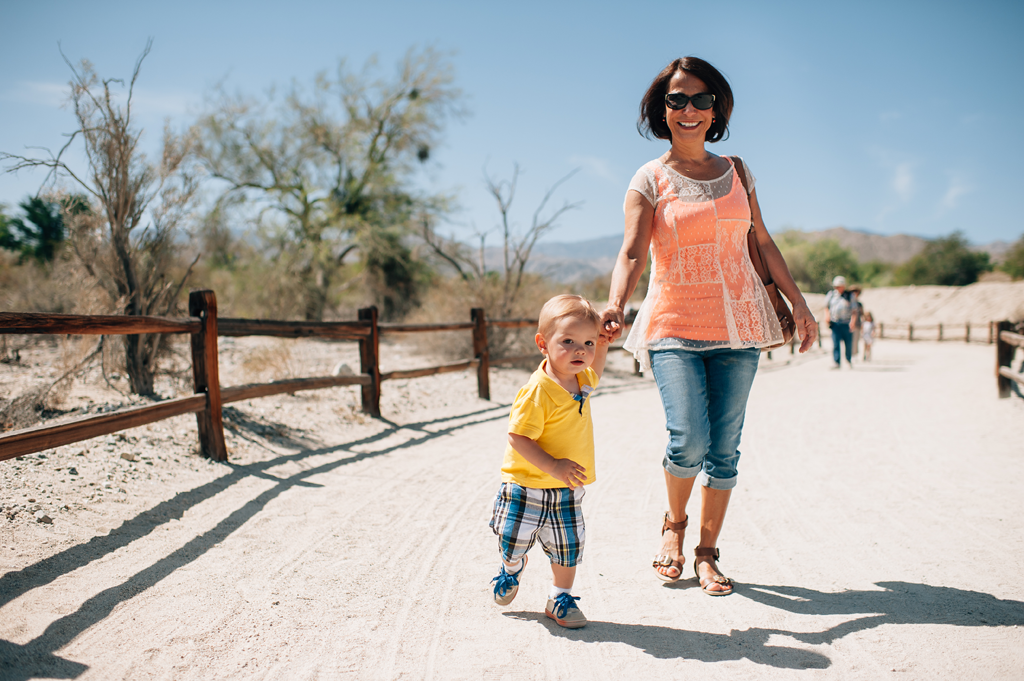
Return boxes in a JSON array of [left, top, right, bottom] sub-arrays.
[[403, 274, 559, 360], [0, 251, 103, 314], [239, 341, 299, 383]]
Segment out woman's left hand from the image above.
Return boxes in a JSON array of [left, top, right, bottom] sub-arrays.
[[793, 303, 818, 353]]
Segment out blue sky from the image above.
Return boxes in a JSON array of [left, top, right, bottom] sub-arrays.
[[2, 0, 1022, 247]]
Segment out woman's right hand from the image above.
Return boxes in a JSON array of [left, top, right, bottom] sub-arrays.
[[601, 306, 625, 343]]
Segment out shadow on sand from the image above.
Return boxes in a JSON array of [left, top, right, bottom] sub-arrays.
[[504, 611, 831, 669], [501, 581, 1024, 671], [740, 581, 1024, 644], [0, 402, 511, 679]]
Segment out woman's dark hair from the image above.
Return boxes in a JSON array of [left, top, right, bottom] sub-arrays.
[[638, 57, 734, 143]]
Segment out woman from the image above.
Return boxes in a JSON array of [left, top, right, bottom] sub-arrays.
[[602, 57, 817, 594]]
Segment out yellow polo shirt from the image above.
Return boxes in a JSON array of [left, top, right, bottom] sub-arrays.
[[501, 360, 599, 488]]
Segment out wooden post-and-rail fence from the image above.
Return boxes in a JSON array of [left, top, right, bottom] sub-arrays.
[[0, 291, 524, 464], [872, 321, 1008, 344], [995, 321, 1024, 399]]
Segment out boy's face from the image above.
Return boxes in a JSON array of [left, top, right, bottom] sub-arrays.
[[536, 316, 599, 379]]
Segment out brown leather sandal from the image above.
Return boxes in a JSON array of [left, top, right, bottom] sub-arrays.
[[652, 512, 687, 583], [693, 547, 734, 596]]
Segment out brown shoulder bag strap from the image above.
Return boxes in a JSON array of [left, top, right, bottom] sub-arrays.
[[730, 156, 772, 286]]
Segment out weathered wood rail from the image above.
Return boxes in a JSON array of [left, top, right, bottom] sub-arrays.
[[6, 296, 1019, 461], [995, 321, 1024, 398], [0, 292, 542, 463], [874, 321, 998, 343]]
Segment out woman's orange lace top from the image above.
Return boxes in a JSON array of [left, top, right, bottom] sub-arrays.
[[623, 156, 784, 371]]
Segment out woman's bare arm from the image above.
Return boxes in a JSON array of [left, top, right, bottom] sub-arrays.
[[603, 191, 655, 341]]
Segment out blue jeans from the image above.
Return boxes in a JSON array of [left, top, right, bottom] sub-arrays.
[[649, 347, 760, 490], [830, 321, 853, 365]]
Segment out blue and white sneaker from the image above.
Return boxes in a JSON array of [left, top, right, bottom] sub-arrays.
[[545, 593, 587, 628], [491, 556, 527, 606]]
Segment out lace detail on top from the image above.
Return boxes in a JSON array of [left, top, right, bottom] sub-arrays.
[[622, 157, 783, 371], [626, 157, 756, 209]]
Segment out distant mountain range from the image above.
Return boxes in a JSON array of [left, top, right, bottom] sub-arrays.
[[483, 227, 1011, 283]]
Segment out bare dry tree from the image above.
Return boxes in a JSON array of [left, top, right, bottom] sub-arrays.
[[421, 164, 581, 319], [1, 40, 200, 395]]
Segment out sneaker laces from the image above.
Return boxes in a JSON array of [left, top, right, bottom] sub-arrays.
[[491, 566, 521, 598], [551, 592, 581, 618]]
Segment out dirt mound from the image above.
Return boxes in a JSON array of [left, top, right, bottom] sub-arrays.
[[796, 281, 1024, 326], [857, 281, 1024, 324]]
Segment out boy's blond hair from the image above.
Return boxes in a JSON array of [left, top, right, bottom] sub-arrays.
[[537, 294, 602, 338]]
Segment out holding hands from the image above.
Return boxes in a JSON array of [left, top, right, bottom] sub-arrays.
[[601, 308, 625, 344]]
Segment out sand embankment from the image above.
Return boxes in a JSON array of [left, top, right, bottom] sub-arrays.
[[799, 281, 1024, 325]]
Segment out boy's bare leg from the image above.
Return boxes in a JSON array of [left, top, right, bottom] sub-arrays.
[[550, 563, 576, 590], [656, 470, 697, 578]]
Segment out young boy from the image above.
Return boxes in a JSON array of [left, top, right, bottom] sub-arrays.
[[488, 294, 610, 629]]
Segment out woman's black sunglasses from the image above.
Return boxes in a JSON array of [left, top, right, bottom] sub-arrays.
[[664, 92, 715, 111]]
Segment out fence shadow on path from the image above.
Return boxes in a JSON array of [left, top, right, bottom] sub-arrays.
[[0, 403, 511, 680], [503, 612, 830, 669]]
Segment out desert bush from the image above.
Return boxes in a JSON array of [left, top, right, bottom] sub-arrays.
[[570, 256, 649, 307], [0, 250, 104, 314], [404, 273, 557, 360], [857, 260, 896, 288], [894, 231, 991, 286], [0, 196, 77, 264], [1000, 233, 1024, 280], [240, 341, 299, 384]]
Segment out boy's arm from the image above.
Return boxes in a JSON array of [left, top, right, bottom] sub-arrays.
[[591, 334, 611, 380], [507, 433, 587, 489]]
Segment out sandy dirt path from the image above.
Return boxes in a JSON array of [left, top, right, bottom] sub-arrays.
[[2, 340, 1023, 679]]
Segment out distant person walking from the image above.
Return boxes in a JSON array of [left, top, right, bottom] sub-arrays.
[[824, 276, 858, 368], [849, 286, 864, 355], [861, 311, 874, 361], [602, 57, 817, 595]]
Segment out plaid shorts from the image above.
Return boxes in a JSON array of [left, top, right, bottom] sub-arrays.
[[488, 482, 586, 567]]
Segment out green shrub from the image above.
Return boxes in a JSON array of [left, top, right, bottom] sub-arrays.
[[1000, 233, 1024, 280], [893, 231, 991, 286]]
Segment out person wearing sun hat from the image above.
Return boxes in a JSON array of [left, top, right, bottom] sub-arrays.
[[824, 275, 858, 369]]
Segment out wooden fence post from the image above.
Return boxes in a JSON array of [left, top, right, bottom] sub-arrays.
[[989, 321, 995, 344], [879, 322, 885, 339], [358, 306, 381, 417], [996, 321, 1014, 398], [817, 322, 822, 348], [965, 322, 970, 343], [908, 323, 914, 341], [471, 308, 490, 400], [189, 290, 227, 462], [938, 323, 943, 341]]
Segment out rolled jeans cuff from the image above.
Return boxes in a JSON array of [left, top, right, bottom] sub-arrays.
[[662, 456, 701, 480], [698, 470, 738, 490], [663, 456, 739, 490]]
